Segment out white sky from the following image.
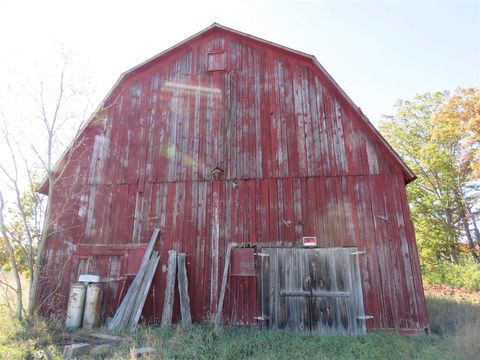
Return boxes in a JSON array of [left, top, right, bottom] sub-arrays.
[[0, 0, 479, 162]]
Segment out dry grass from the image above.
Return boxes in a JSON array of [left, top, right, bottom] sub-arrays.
[[0, 271, 30, 315], [455, 318, 480, 359], [425, 285, 480, 359]]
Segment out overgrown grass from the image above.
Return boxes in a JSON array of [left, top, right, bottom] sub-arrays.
[[0, 286, 479, 359], [425, 286, 480, 359], [98, 325, 465, 360]]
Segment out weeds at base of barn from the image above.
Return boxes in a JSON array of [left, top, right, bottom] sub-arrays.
[[1, 287, 479, 360]]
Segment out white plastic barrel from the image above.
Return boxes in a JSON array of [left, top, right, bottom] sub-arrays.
[[65, 282, 87, 329], [82, 283, 103, 328]]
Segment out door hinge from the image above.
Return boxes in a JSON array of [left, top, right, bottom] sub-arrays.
[[254, 253, 269, 257], [357, 315, 374, 320], [253, 316, 269, 321], [350, 250, 366, 255]]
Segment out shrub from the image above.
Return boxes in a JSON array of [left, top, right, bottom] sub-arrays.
[[422, 256, 480, 290]]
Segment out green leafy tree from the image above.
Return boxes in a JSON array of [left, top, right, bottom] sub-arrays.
[[380, 88, 480, 288]]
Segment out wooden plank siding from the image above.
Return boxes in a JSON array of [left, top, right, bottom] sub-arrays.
[[37, 26, 427, 332]]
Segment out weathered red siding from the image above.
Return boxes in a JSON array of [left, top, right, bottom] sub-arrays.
[[38, 25, 427, 331]]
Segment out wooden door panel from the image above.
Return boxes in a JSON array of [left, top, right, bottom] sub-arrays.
[[279, 249, 310, 332], [260, 247, 366, 335], [310, 248, 356, 334]]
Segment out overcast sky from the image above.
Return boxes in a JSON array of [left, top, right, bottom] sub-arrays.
[[0, 0, 479, 127]]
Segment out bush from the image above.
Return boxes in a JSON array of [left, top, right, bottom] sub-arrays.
[[422, 256, 480, 290]]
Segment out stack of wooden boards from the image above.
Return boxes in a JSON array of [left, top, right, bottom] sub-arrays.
[[108, 228, 161, 332], [108, 228, 194, 332]]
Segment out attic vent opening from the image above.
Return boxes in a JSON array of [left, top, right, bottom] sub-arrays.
[[207, 51, 226, 72], [211, 166, 224, 180]]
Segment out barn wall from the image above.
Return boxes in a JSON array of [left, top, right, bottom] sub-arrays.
[[41, 175, 427, 329], [38, 28, 427, 331]]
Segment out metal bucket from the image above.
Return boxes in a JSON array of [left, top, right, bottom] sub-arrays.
[[65, 282, 87, 329], [82, 283, 103, 328]]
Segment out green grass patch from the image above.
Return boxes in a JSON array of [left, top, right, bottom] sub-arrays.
[[106, 325, 461, 360]]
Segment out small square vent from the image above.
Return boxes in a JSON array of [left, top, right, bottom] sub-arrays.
[[207, 51, 226, 71]]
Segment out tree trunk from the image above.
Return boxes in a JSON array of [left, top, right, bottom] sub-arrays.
[[455, 191, 480, 263], [0, 193, 23, 320], [444, 208, 459, 262], [27, 175, 53, 316], [460, 207, 479, 262], [4, 241, 23, 320], [463, 200, 480, 263]]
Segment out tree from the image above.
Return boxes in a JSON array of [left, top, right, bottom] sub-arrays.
[[379, 88, 480, 287], [0, 53, 93, 317], [432, 88, 480, 262], [0, 113, 44, 320], [433, 88, 480, 178]]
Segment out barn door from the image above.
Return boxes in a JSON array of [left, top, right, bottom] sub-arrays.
[[260, 247, 366, 335]]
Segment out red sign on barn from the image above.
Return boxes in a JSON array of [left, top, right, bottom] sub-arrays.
[[302, 237, 317, 247]]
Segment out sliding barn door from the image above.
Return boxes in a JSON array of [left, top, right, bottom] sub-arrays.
[[260, 247, 366, 335]]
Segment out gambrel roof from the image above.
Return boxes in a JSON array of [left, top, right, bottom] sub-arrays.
[[39, 23, 415, 194]]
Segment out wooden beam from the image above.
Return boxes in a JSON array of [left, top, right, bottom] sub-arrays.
[[63, 343, 92, 359], [160, 250, 177, 327], [213, 242, 236, 327], [108, 228, 160, 330], [90, 333, 122, 342], [128, 251, 161, 332], [73, 243, 147, 257], [177, 253, 192, 325], [279, 290, 351, 298]]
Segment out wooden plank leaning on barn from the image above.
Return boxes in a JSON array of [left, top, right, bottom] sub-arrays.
[[127, 251, 161, 331], [161, 250, 178, 327], [108, 228, 160, 331], [214, 242, 237, 327], [177, 253, 192, 325]]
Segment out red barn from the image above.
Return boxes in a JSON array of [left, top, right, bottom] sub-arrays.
[[38, 23, 428, 334]]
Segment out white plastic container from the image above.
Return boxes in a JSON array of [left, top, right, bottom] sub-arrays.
[[82, 283, 103, 328], [65, 282, 87, 329]]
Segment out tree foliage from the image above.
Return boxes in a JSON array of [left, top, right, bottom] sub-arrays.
[[380, 88, 480, 289], [0, 181, 42, 276]]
